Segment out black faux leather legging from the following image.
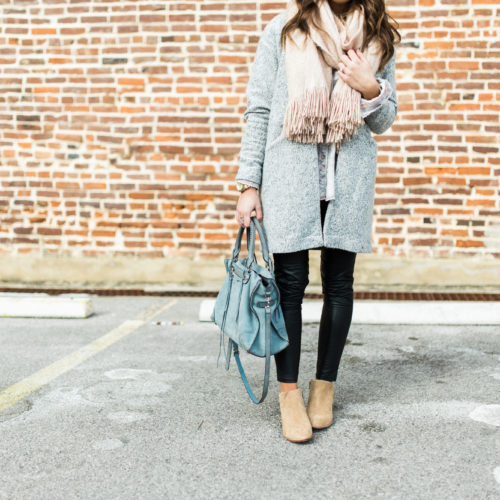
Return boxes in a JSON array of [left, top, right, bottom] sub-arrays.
[[273, 199, 357, 383]]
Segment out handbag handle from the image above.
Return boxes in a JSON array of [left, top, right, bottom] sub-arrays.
[[232, 225, 252, 259], [232, 217, 272, 272], [247, 216, 272, 271]]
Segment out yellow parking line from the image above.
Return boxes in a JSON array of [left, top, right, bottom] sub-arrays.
[[0, 298, 178, 412]]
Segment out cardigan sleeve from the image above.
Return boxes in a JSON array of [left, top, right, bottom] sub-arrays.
[[235, 17, 279, 190], [360, 76, 393, 118], [363, 48, 398, 135]]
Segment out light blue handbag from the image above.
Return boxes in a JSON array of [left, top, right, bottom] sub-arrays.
[[210, 215, 289, 404]]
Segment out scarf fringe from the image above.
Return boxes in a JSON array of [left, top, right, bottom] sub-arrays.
[[282, 80, 365, 146], [325, 79, 364, 146], [282, 86, 330, 143]]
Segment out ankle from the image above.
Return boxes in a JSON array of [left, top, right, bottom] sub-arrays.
[[280, 382, 298, 392]]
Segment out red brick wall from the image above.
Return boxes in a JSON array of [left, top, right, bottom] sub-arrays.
[[0, 1, 498, 260]]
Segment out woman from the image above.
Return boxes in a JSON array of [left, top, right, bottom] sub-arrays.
[[235, 0, 401, 443]]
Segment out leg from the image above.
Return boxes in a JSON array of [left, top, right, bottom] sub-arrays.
[[272, 248, 309, 388], [316, 246, 357, 382]]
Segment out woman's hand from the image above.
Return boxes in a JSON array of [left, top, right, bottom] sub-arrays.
[[337, 48, 380, 100], [236, 187, 263, 228]]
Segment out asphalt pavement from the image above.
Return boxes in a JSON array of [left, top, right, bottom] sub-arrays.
[[0, 296, 499, 499]]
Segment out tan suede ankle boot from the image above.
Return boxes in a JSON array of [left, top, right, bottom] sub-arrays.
[[278, 388, 313, 443], [306, 379, 334, 429]]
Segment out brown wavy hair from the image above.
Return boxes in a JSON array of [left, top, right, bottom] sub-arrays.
[[279, 0, 401, 72]]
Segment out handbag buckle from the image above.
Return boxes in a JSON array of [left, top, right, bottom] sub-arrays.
[[230, 267, 249, 283]]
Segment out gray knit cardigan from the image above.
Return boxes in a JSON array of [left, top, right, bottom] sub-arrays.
[[236, 10, 398, 254]]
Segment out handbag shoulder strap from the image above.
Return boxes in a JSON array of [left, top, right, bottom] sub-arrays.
[[225, 293, 272, 404]]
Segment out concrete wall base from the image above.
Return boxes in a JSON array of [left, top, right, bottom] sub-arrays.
[[0, 253, 499, 293]]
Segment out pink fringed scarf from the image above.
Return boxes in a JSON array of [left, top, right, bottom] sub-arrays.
[[283, 0, 383, 146]]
